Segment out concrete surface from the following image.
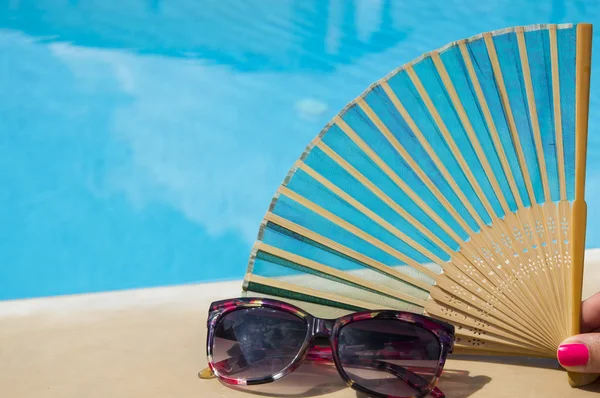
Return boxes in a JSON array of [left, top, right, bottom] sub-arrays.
[[1, 250, 600, 398]]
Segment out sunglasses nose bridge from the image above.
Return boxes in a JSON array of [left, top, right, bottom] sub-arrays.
[[310, 318, 333, 338]]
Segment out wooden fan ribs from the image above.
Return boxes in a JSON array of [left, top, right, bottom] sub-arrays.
[[432, 26, 573, 352], [242, 23, 588, 361], [421, 33, 567, 347], [405, 65, 498, 221], [262, 212, 431, 292], [336, 114, 471, 239], [256, 242, 427, 310], [371, 86, 484, 233], [518, 26, 568, 340], [457, 41, 525, 209], [449, 39, 569, 344], [549, 26, 567, 200], [298, 161, 448, 270], [277, 186, 439, 281], [482, 32, 557, 340], [430, 51, 512, 214], [439, 204, 573, 352], [316, 141, 456, 254]]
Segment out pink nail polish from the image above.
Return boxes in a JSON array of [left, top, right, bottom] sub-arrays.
[[558, 343, 589, 367]]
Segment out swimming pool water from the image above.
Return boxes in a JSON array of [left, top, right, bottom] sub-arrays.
[[2, 0, 600, 301]]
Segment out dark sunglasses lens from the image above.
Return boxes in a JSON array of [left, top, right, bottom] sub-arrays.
[[337, 319, 442, 397], [211, 307, 308, 380]]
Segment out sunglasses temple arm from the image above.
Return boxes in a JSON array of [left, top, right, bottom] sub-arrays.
[[198, 366, 216, 379], [199, 355, 250, 379], [430, 386, 445, 398], [386, 362, 444, 398], [306, 349, 444, 397], [375, 361, 444, 398], [201, 353, 283, 379], [350, 358, 435, 397]]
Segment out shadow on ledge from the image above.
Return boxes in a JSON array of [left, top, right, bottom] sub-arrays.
[[448, 354, 600, 393], [216, 362, 491, 398], [449, 354, 562, 369], [353, 368, 490, 398]]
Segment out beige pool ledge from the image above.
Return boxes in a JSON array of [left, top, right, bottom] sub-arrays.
[[2, 250, 600, 398]]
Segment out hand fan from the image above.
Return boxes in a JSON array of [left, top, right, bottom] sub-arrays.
[[241, 23, 594, 386]]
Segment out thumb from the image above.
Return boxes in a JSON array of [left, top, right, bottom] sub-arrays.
[[558, 334, 600, 373]]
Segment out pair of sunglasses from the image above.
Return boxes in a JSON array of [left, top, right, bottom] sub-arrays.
[[200, 297, 455, 398]]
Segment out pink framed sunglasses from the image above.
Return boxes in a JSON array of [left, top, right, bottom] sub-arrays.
[[201, 297, 455, 398]]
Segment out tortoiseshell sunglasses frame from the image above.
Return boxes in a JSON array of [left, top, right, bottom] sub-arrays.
[[205, 297, 455, 398]]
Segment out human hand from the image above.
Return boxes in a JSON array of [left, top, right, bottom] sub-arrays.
[[558, 292, 600, 373]]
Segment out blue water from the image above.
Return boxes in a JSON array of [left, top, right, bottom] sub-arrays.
[[2, 0, 600, 301]]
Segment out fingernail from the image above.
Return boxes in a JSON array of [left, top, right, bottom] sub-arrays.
[[558, 343, 590, 367]]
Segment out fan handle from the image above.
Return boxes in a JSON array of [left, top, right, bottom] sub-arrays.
[[568, 22, 597, 388]]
